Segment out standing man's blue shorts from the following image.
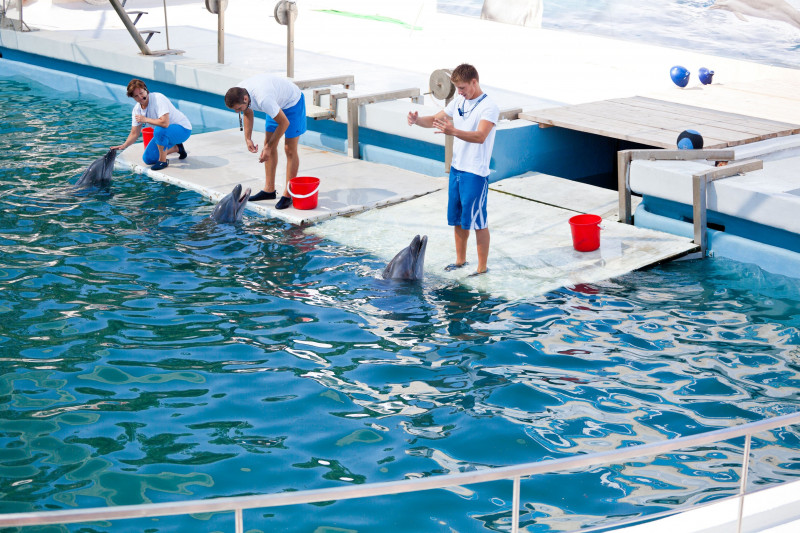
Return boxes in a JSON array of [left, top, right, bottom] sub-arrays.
[[265, 93, 307, 139], [447, 167, 488, 230]]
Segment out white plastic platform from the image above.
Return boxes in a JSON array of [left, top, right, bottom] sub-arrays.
[[118, 129, 447, 225], [309, 176, 696, 298]]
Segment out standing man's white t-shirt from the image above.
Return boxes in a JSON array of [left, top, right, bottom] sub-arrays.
[[238, 74, 301, 119], [445, 94, 499, 177], [131, 92, 192, 130]]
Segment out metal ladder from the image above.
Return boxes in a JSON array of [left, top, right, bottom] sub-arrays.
[[108, 0, 182, 56]]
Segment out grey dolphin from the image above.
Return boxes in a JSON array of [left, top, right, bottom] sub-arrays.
[[710, 0, 800, 30], [211, 184, 251, 223], [74, 149, 117, 190], [382, 234, 428, 280]]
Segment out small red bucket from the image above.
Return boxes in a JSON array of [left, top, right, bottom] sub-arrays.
[[288, 176, 320, 210], [142, 127, 154, 147], [569, 214, 602, 252]]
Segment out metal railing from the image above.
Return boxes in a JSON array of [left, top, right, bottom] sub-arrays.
[[347, 88, 424, 159], [0, 0, 31, 31], [617, 149, 763, 255], [108, 0, 182, 56], [2, 411, 799, 533]]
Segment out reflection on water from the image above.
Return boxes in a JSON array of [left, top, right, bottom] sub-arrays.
[[438, 0, 800, 69], [1, 78, 800, 531]]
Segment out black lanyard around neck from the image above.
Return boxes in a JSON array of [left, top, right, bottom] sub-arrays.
[[239, 90, 252, 131]]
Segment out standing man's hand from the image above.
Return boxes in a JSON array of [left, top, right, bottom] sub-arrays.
[[407, 111, 419, 126], [246, 138, 258, 153], [433, 116, 453, 135]]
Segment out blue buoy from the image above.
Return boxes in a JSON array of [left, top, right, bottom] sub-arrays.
[[699, 67, 715, 85], [670, 66, 690, 88]]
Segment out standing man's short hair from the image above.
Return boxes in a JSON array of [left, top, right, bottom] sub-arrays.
[[451, 64, 479, 84]]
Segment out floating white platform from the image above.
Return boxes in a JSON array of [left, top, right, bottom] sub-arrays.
[[309, 178, 695, 298], [118, 129, 446, 225], [119, 129, 696, 298]]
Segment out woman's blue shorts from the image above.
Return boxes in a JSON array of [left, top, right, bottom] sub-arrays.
[[142, 124, 191, 165]]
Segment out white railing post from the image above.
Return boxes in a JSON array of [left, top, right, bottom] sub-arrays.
[[512, 476, 521, 533], [736, 434, 753, 533]]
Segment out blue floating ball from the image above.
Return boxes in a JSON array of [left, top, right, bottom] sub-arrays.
[[670, 65, 690, 88], [699, 67, 715, 85]]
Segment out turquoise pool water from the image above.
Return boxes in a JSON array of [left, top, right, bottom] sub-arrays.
[[1, 77, 800, 532]]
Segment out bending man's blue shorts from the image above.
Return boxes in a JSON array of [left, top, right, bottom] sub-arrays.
[[142, 124, 191, 165], [265, 93, 307, 139], [447, 167, 489, 230]]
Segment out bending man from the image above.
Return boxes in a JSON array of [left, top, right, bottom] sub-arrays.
[[225, 74, 307, 209], [112, 79, 190, 171], [407, 64, 499, 276]]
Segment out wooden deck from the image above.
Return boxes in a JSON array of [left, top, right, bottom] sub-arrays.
[[519, 96, 800, 149]]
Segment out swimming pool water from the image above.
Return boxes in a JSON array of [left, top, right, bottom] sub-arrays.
[[439, 0, 800, 69], [1, 77, 800, 532]]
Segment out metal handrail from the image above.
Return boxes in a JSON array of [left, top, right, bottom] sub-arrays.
[[617, 148, 764, 255], [2, 411, 799, 532], [347, 88, 424, 159]]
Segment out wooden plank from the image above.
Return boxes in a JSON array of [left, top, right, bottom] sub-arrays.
[[608, 98, 794, 136], [520, 96, 800, 150], [520, 109, 679, 147], [521, 106, 729, 148], [624, 97, 799, 131], [550, 101, 755, 145]]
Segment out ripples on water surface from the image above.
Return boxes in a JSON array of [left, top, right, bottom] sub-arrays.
[[438, 0, 800, 69], [1, 78, 799, 532]]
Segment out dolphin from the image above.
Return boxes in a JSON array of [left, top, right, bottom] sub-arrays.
[[74, 149, 117, 190], [210, 184, 251, 223], [710, 0, 800, 30], [382, 234, 428, 280]]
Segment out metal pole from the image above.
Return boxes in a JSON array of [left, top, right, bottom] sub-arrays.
[[108, 0, 152, 55], [511, 477, 521, 533], [217, 3, 224, 63], [736, 435, 752, 533], [162, 0, 170, 50], [286, 3, 295, 77]]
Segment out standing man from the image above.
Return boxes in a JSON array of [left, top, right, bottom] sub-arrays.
[[407, 64, 499, 276], [225, 74, 307, 209]]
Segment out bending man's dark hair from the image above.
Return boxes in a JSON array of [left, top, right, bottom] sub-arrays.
[[225, 87, 248, 109]]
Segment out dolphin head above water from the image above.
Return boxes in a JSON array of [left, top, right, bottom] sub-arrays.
[[211, 184, 251, 223], [74, 149, 117, 190], [382, 234, 428, 280]]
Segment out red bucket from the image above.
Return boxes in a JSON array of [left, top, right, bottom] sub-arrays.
[[142, 127, 154, 147], [288, 176, 320, 210], [569, 214, 602, 252]]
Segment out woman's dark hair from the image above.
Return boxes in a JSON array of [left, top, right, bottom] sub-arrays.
[[126, 79, 148, 97]]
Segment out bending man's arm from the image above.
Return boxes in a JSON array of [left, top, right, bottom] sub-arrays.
[[242, 108, 257, 153]]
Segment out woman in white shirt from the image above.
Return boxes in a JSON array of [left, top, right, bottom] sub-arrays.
[[112, 79, 192, 171]]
